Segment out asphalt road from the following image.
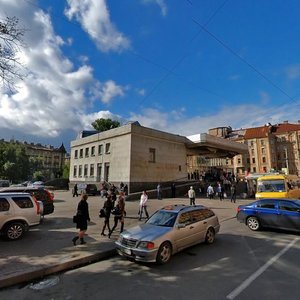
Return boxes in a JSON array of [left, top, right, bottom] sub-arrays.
[[0, 192, 299, 299]]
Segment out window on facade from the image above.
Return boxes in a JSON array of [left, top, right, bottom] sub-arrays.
[[261, 147, 265, 154], [79, 149, 83, 158], [247, 158, 250, 164], [73, 165, 77, 177], [91, 146, 95, 156], [262, 157, 266, 163], [78, 165, 82, 177], [260, 140, 265, 146], [149, 148, 156, 163], [179, 165, 181, 171], [105, 143, 111, 154], [251, 141, 254, 147], [237, 158, 241, 164], [84, 164, 88, 176], [252, 157, 255, 163], [98, 144, 103, 155], [74, 150, 78, 159], [85, 148, 89, 157], [253, 167, 256, 172], [90, 164, 94, 177], [251, 149, 254, 155]]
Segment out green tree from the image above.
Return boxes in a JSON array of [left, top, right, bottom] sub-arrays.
[[62, 163, 70, 179], [91, 118, 120, 132]]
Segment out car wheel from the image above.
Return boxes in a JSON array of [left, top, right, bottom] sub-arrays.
[[156, 242, 172, 264], [247, 216, 260, 231], [205, 227, 215, 244], [5, 222, 25, 240]]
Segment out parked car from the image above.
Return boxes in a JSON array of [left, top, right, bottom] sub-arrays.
[[0, 192, 43, 240], [0, 180, 9, 187], [115, 204, 220, 264], [237, 198, 300, 232], [76, 183, 98, 196], [0, 186, 54, 216]]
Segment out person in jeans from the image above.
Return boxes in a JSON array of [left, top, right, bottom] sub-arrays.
[[72, 194, 90, 245], [138, 190, 149, 220], [101, 195, 113, 236], [108, 192, 126, 238], [188, 186, 196, 205], [207, 184, 214, 199]]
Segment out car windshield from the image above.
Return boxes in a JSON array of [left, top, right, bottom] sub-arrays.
[[147, 210, 177, 227], [257, 180, 285, 192]]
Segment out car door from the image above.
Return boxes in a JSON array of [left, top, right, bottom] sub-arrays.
[[278, 200, 300, 231], [255, 200, 277, 227]]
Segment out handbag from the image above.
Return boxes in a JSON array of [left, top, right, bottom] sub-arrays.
[[73, 215, 78, 223], [111, 206, 121, 215], [99, 208, 106, 218]]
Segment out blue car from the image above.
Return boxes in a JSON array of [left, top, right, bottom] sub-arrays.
[[237, 199, 300, 232]]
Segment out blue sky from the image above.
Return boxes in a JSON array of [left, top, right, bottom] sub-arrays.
[[1, 0, 300, 151]]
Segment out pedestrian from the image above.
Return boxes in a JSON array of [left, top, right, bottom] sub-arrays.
[[230, 184, 237, 203], [138, 190, 149, 220], [188, 186, 196, 205], [101, 195, 113, 236], [73, 183, 78, 197], [72, 194, 90, 245], [157, 183, 162, 200], [216, 182, 224, 201], [171, 183, 176, 198], [207, 184, 214, 199], [108, 192, 126, 238]]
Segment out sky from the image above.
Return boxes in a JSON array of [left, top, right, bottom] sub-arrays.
[[1, 0, 300, 152]]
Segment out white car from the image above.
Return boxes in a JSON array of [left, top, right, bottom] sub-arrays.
[[115, 204, 220, 264], [0, 193, 43, 240]]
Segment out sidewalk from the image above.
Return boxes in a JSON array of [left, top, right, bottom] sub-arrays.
[[0, 193, 241, 289]]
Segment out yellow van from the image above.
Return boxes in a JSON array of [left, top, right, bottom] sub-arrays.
[[255, 174, 300, 199]]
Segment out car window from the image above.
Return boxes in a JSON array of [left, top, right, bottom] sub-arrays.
[[279, 201, 300, 212], [147, 211, 177, 227], [12, 196, 34, 209], [0, 197, 10, 211], [178, 212, 192, 225], [257, 201, 276, 209]]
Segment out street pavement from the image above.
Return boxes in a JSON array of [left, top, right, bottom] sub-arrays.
[[0, 191, 242, 289]]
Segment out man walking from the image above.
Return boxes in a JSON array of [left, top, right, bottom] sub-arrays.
[[188, 186, 196, 205]]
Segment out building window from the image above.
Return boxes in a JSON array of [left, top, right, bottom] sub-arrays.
[[79, 149, 83, 158], [253, 167, 256, 172], [149, 148, 156, 163], [252, 157, 255, 163], [251, 149, 254, 155], [263, 167, 267, 172], [74, 150, 78, 159], [91, 146, 95, 156], [247, 158, 250, 164], [237, 158, 241, 164], [250, 141, 254, 147], [262, 157, 266, 163], [78, 165, 82, 177], [90, 164, 94, 177], [98, 144, 103, 155], [261, 140, 265, 146], [84, 164, 88, 177], [261, 147, 265, 154], [85, 148, 89, 157], [179, 165, 181, 171], [105, 143, 111, 154], [73, 165, 77, 177]]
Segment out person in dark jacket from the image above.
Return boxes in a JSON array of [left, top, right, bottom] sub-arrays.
[[101, 195, 113, 236], [72, 194, 90, 245], [108, 192, 126, 238], [73, 183, 78, 197]]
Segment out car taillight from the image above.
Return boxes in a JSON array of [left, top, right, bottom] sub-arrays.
[[237, 207, 241, 213], [32, 195, 40, 214]]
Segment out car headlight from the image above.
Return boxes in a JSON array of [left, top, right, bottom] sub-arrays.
[[137, 241, 155, 250]]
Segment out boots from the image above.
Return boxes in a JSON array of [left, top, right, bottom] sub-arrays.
[[80, 238, 86, 244], [72, 236, 79, 245]]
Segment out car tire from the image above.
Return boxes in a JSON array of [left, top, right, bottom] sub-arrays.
[[247, 216, 260, 231], [4, 222, 25, 240], [156, 241, 172, 264], [205, 227, 215, 244]]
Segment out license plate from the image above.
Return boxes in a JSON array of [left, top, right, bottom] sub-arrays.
[[122, 248, 132, 255]]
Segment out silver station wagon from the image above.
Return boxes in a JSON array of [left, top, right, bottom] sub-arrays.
[[115, 204, 220, 264]]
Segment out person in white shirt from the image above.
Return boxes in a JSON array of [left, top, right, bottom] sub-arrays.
[[139, 190, 149, 220], [188, 186, 196, 205]]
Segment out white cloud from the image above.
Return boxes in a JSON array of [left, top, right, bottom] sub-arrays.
[[0, 0, 127, 139], [64, 0, 130, 53], [286, 64, 300, 80], [142, 0, 168, 16]]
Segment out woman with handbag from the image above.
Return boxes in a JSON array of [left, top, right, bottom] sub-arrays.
[[108, 192, 125, 238], [100, 195, 113, 236], [72, 194, 90, 245]]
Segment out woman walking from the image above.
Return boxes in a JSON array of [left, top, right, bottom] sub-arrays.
[[101, 195, 113, 236], [72, 194, 90, 245], [138, 190, 149, 220], [108, 192, 126, 238]]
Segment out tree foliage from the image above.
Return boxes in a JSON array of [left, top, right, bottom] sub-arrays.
[[0, 16, 26, 91], [91, 118, 121, 132]]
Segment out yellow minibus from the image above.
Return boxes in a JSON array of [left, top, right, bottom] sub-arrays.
[[255, 174, 300, 199]]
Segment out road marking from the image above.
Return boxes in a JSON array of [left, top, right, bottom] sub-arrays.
[[226, 237, 299, 300]]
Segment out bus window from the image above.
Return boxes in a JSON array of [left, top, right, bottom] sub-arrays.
[[257, 180, 285, 192]]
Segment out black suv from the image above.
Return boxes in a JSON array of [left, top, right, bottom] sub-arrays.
[[0, 186, 54, 216]]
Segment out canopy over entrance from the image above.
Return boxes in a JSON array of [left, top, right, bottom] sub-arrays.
[[186, 133, 248, 158]]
